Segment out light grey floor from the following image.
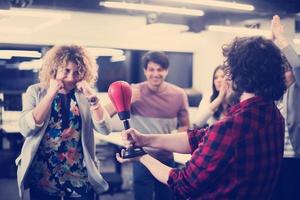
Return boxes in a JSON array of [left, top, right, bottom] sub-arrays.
[[0, 178, 134, 200]]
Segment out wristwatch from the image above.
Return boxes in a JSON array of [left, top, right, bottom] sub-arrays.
[[88, 95, 99, 106]]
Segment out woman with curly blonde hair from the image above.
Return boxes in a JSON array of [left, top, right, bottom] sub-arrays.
[[17, 45, 112, 200]]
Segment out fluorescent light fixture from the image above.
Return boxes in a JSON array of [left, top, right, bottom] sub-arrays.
[[100, 1, 204, 16], [110, 55, 126, 62], [87, 47, 124, 57], [166, 0, 254, 11], [293, 38, 300, 44], [207, 25, 271, 38], [0, 50, 42, 59], [19, 59, 42, 70]]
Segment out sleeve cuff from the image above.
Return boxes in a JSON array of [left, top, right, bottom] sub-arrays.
[[92, 108, 108, 124], [92, 109, 112, 135], [92, 118, 105, 124], [188, 129, 206, 153], [25, 110, 44, 129]]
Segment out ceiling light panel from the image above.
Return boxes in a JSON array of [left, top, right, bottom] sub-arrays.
[[166, 0, 254, 11], [100, 1, 204, 16]]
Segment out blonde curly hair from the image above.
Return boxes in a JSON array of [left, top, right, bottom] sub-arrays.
[[39, 45, 98, 87]]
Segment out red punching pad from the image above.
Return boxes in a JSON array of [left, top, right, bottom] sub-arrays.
[[108, 81, 132, 120], [108, 81, 146, 158]]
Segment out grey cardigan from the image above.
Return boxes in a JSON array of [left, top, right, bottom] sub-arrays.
[[282, 45, 300, 155], [16, 83, 112, 198]]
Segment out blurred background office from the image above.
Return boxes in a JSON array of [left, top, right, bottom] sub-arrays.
[[1, 0, 300, 199]]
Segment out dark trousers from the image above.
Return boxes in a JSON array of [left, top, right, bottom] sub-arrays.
[[30, 188, 95, 200], [133, 159, 175, 200]]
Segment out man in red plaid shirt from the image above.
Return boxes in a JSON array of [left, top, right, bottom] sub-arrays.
[[117, 29, 287, 199]]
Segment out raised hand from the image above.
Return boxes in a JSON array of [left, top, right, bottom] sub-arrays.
[[271, 15, 284, 40], [271, 15, 288, 48]]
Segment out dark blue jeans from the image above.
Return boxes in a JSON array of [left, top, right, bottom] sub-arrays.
[[133, 159, 175, 200], [29, 188, 95, 200]]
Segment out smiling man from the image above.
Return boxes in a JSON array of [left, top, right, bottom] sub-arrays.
[[106, 51, 189, 200]]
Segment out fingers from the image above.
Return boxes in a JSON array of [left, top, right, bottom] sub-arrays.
[[116, 152, 126, 163], [76, 82, 83, 93], [58, 81, 64, 90], [271, 15, 283, 38], [116, 149, 130, 163], [49, 79, 64, 92], [122, 128, 138, 148], [76, 81, 94, 96], [116, 149, 143, 163]]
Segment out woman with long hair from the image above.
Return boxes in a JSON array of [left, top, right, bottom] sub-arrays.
[[193, 65, 229, 128]]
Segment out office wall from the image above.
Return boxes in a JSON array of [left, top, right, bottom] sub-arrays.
[[97, 50, 193, 92]]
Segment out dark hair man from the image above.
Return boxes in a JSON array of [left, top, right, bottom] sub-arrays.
[[117, 36, 286, 199]]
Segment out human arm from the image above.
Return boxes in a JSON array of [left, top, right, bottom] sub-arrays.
[[19, 79, 63, 137], [271, 15, 289, 49], [193, 95, 213, 127], [272, 15, 300, 86], [122, 128, 192, 154], [32, 79, 63, 125], [76, 81, 111, 134], [104, 102, 117, 117], [77, 80, 105, 121], [167, 123, 234, 199], [120, 122, 234, 199], [123, 154, 172, 184], [19, 82, 59, 137], [193, 83, 227, 127], [177, 91, 190, 131]]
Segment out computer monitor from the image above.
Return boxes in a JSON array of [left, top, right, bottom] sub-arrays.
[[3, 94, 22, 111]]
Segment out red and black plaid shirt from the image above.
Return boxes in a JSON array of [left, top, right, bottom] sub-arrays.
[[168, 96, 284, 200]]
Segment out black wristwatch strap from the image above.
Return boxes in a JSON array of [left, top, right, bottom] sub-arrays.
[[88, 96, 99, 106]]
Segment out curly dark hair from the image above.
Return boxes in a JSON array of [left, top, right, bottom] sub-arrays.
[[222, 36, 286, 101], [210, 65, 226, 119], [142, 51, 169, 70]]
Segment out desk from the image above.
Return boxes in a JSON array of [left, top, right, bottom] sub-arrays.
[[94, 131, 191, 164], [0, 111, 20, 133]]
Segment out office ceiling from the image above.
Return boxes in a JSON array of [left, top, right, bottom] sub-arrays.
[[5, 0, 300, 32], [1, 0, 300, 66], [7, 0, 300, 14]]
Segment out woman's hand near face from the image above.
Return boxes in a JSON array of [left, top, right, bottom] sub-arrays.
[[48, 79, 64, 97], [209, 80, 229, 113], [217, 80, 229, 101], [76, 80, 95, 98]]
